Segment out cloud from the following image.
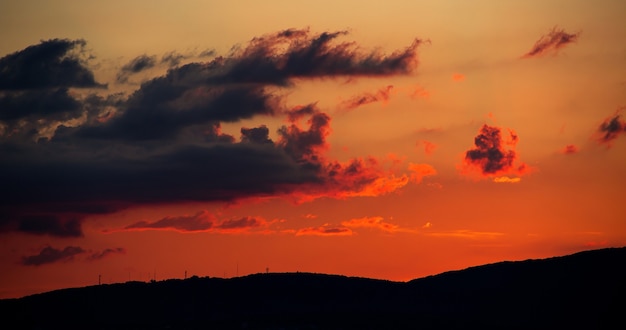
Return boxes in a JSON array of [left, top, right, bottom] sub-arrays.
[[426, 229, 504, 240], [407, 163, 437, 183], [0, 29, 423, 237], [561, 144, 579, 154], [417, 140, 437, 155], [125, 211, 215, 232], [594, 110, 626, 147], [21, 245, 85, 266], [0, 38, 104, 90], [493, 176, 521, 183], [452, 73, 465, 82], [461, 124, 529, 178], [522, 26, 581, 58], [341, 216, 398, 233], [338, 85, 394, 110], [116, 55, 157, 83], [123, 211, 269, 234], [86, 247, 126, 261], [295, 225, 353, 236]]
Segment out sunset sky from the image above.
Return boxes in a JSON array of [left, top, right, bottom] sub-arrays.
[[1, 0, 625, 299]]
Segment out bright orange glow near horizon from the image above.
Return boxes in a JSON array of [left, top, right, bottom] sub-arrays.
[[1, 0, 625, 299]]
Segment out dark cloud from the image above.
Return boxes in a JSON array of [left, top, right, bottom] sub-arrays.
[[522, 27, 581, 58], [0, 29, 422, 237], [15, 214, 83, 237], [339, 85, 394, 110], [463, 124, 528, 177], [595, 112, 626, 147], [86, 247, 126, 261], [125, 211, 214, 231], [295, 225, 352, 236], [116, 55, 157, 83], [0, 88, 81, 122], [21, 245, 85, 266], [216, 217, 263, 230], [241, 125, 273, 144], [0, 39, 104, 90]]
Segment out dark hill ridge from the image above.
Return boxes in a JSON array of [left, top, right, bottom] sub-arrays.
[[1, 247, 624, 329]]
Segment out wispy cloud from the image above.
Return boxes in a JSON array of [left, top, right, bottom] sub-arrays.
[[338, 85, 394, 111], [594, 110, 626, 148], [21, 245, 85, 266], [521, 26, 581, 58]]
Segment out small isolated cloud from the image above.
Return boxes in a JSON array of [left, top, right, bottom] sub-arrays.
[[417, 140, 437, 155], [461, 124, 529, 178], [339, 85, 394, 111], [409, 85, 429, 99], [407, 163, 437, 183], [87, 247, 126, 261], [594, 110, 626, 148], [295, 225, 353, 236], [522, 26, 581, 58], [422, 222, 432, 229], [341, 216, 398, 233], [561, 144, 579, 154], [21, 245, 85, 266], [116, 55, 157, 83], [493, 176, 521, 183], [452, 73, 465, 82]]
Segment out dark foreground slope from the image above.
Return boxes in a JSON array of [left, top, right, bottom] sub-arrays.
[[1, 247, 624, 329]]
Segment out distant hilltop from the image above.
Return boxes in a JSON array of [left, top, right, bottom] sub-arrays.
[[1, 246, 624, 329]]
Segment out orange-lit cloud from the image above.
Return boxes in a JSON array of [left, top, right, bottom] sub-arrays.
[[522, 26, 581, 58], [461, 124, 529, 178], [341, 216, 398, 233], [295, 225, 353, 236], [493, 176, 521, 183], [561, 144, 579, 154], [339, 85, 394, 110], [426, 230, 504, 240], [594, 110, 626, 147], [452, 73, 465, 82], [407, 163, 437, 183]]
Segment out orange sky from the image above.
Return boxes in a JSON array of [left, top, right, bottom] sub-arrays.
[[1, 0, 625, 299]]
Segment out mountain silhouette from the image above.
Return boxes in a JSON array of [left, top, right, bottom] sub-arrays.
[[1, 247, 624, 329]]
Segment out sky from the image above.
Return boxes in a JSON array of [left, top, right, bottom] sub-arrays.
[[1, 0, 625, 299]]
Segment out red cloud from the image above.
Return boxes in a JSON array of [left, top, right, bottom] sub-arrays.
[[452, 73, 465, 82], [417, 140, 437, 155], [561, 144, 579, 154], [407, 163, 437, 183], [461, 124, 529, 178]]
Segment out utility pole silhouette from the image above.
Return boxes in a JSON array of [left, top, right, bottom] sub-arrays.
[[98, 274, 101, 285], [184, 270, 187, 279]]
